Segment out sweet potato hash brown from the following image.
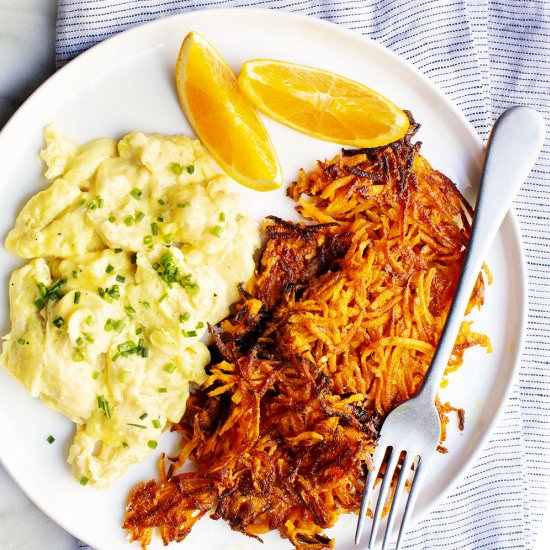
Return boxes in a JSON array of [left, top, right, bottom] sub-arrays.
[[124, 117, 492, 548]]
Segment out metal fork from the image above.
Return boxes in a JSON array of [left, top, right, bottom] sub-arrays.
[[354, 106, 545, 549]]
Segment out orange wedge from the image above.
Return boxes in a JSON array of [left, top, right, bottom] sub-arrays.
[[175, 32, 283, 191], [238, 59, 410, 148]]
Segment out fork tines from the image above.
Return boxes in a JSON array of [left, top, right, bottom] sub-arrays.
[[355, 446, 427, 549]]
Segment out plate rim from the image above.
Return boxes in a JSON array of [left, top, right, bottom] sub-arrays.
[[0, 7, 528, 547]]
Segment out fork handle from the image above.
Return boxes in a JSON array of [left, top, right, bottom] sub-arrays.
[[417, 106, 545, 404]]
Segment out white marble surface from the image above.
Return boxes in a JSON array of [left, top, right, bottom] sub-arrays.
[[0, 1, 549, 550], [0, 0, 57, 127]]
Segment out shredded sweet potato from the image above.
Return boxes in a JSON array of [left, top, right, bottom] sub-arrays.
[[124, 115, 491, 549]]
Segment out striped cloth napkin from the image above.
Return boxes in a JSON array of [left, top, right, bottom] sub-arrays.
[[56, 1, 550, 549]]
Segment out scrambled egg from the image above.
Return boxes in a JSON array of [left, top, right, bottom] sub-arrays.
[[1, 126, 260, 487]]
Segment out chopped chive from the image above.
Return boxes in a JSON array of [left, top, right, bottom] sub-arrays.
[[152, 419, 161, 429], [186, 165, 195, 174], [83, 333, 95, 343], [130, 188, 143, 200], [113, 319, 125, 333], [140, 348, 149, 358], [180, 312, 190, 322], [136, 211, 145, 222], [151, 223, 158, 236], [158, 198, 166, 205], [16, 337, 26, 345], [92, 371, 100, 380], [72, 349, 85, 362], [211, 225, 223, 238], [158, 387, 167, 393], [219, 212, 226, 222], [47, 282, 61, 296], [143, 235, 153, 245], [182, 330, 198, 338], [158, 293, 167, 303], [104, 318, 114, 331], [80, 476, 89, 486], [75, 336, 84, 346], [162, 233, 174, 244], [111, 353, 120, 362], [87, 200, 97, 210], [117, 341, 136, 353], [105, 264, 114, 274], [139, 412, 148, 420], [34, 298, 46, 310], [169, 163, 183, 175], [116, 274, 126, 283], [85, 315, 93, 325], [108, 215, 116, 223], [72, 270, 79, 278], [47, 435, 55, 444], [74, 291, 81, 304], [177, 201, 190, 208], [97, 395, 111, 419], [114, 248, 122, 254], [147, 440, 158, 449], [53, 317, 65, 328], [106, 285, 120, 300], [125, 306, 136, 316], [122, 442, 129, 448], [127, 423, 147, 429], [135, 327, 143, 335], [97, 196, 104, 208], [157, 216, 164, 222], [124, 215, 134, 226], [152, 262, 160, 270], [49, 278, 66, 294], [163, 363, 176, 374], [37, 282, 48, 297]]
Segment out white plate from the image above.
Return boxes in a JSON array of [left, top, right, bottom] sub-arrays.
[[0, 8, 526, 550]]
